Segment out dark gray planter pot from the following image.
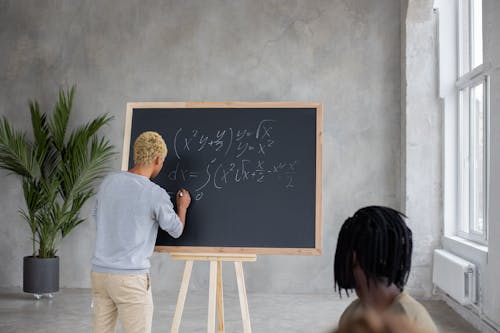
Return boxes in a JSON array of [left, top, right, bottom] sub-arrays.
[[23, 256, 59, 294]]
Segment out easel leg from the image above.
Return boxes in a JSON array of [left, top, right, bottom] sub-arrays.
[[216, 261, 224, 333], [170, 260, 194, 333], [207, 260, 218, 333], [234, 261, 252, 333]]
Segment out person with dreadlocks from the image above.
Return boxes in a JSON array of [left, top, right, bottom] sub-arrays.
[[333, 206, 439, 333]]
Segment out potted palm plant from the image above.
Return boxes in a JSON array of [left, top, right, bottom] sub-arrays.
[[0, 87, 115, 297]]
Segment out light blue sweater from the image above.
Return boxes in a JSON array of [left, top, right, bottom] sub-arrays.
[[91, 172, 183, 274]]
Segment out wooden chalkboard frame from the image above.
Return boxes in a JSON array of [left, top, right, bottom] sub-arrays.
[[122, 102, 323, 255]]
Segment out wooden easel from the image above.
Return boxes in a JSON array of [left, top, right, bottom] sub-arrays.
[[169, 253, 257, 333]]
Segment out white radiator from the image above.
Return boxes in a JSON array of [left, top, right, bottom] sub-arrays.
[[432, 249, 476, 305]]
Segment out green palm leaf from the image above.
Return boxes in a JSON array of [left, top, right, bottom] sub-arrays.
[[59, 115, 114, 199], [0, 117, 35, 178], [30, 101, 59, 178], [49, 87, 74, 151]]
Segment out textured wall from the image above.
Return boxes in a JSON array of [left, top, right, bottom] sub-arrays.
[[483, 0, 500, 326], [402, 0, 441, 298], [0, 0, 402, 294]]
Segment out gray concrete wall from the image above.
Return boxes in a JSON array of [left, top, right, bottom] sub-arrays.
[[0, 0, 403, 294], [402, 0, 442, 298], [483, 0, 500, 326]]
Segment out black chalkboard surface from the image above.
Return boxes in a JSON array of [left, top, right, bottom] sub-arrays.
[[122, 103, 322, 255]]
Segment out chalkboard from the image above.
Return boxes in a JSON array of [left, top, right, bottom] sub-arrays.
[[122, 102, 322, 255]]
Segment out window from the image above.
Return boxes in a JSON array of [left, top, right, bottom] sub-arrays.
[[457, 0, 488, 243], [458, 0, 483, 75]]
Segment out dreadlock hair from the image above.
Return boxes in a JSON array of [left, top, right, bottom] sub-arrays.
[[333, 206, 413, 297]]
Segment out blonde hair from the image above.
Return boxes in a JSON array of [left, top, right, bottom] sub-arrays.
[[133, 131, 167, 165]]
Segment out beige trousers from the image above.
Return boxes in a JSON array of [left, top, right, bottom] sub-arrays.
[[91, 271, 153, 333]]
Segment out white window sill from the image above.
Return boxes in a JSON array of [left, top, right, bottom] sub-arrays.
[[442, 235, 488, 266]]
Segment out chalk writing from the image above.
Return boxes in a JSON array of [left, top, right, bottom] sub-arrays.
[[168, 119, 299, 201], [173, 119, 276, 160]]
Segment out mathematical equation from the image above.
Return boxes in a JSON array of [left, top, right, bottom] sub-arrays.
[[168, 158, 298, 201], [173, 119, 276, 160], [168, 119, 300, 201]]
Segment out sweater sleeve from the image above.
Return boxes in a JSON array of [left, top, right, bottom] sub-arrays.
[[153, 187, 184, 238]]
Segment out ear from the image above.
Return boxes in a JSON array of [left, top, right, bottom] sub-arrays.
[[154, 156, 163, 165]]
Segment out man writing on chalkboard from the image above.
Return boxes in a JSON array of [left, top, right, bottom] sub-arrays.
[[91, 131, 191, 333]]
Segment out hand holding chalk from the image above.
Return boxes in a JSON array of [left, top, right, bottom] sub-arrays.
[[176, 188, 191, 210]]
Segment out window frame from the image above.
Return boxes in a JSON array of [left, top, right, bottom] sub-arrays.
[[455, 0, 489, 244], [456, 72, 489, 244]]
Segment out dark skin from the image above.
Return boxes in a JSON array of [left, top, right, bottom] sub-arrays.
[[332, 309, 426, 333], [129, 155, 191, 225], [352, 255, 401, 313]]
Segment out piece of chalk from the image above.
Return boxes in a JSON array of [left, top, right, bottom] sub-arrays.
[[178, 190, 183, 197]]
